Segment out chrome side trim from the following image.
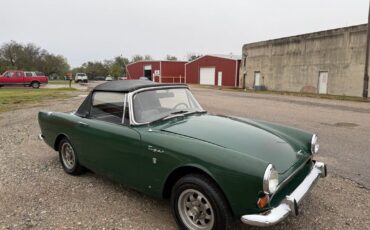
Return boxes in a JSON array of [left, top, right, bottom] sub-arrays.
[[241, 161, 327, 227]]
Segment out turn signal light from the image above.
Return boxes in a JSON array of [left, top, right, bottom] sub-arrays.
[[257, 194, 269, 209]]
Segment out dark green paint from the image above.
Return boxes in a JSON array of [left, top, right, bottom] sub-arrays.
[[38, 111, 314, 217]]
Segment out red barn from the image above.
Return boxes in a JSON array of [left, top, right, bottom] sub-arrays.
[[126, 60, 187, 83], [185, 55, 241, 87]]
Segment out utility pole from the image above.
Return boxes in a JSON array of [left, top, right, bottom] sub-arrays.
[[363, 1, 370, 98]]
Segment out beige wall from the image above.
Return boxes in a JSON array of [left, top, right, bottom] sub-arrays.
[[239, 24, 367, 97]]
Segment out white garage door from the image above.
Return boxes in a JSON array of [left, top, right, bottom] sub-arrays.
[[199, 67, 215, 85]]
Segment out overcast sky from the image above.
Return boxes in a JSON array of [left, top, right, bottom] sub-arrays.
[[1, 0, 368, 67]]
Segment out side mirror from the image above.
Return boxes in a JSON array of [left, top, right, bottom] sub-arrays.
[[81, 111, 89, 118], [75, 110, 89, 118]]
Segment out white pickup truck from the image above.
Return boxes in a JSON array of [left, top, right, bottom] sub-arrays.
[[75, 73, 88, 83]]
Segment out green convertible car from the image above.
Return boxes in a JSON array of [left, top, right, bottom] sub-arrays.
[[38, 80, 327, 229]]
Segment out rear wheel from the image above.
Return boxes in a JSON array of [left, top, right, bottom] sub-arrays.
[[31, 81, 40, 88], [58, 138, 85, 175], [171, 174, 233, 230]]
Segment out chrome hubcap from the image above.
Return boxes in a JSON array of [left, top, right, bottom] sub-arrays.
[[178, 189, 214, 230], [61, 142, 75, 169]]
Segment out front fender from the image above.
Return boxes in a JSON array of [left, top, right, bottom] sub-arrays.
[[145, 128, 270, 216]]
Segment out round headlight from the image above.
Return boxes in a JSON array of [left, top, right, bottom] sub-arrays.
[[263, 164, 279, 194], [311, 134, 319, 154]]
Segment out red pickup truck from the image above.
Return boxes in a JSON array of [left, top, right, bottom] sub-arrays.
[[0, 70, 48, 88]]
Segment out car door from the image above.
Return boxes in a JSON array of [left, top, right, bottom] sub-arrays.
[[0, 71, 7, 84], [1, 71, 16, 84], [15, 71, 25, 84], [76, 92, 144, 189]]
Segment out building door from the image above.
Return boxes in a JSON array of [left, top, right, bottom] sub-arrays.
[[144, 65, 152, 80], [318, 72, 328, 94], [254, 72, 261, 87], [199, 67, 215, 85], [217, 71, 222, 86]]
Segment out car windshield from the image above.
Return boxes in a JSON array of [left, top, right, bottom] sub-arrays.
[[133, 88, 204, 123]]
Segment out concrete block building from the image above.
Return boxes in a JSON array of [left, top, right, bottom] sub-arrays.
[[240, 24, 368, 97]]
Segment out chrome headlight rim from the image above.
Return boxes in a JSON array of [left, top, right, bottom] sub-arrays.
[[311, 134, 319, 154], [263, 164, 279, 194]]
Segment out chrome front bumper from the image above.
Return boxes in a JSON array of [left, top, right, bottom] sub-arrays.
[[241, 161, 327, 227]]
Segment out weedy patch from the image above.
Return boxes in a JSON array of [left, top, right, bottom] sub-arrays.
[[0, 88, 77, 112]]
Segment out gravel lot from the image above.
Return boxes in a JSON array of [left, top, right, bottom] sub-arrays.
[[0, 86, 369, 229]]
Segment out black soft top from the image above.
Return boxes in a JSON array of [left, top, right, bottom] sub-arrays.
[[75, 80, 187, 117], [93, 80, 186, 93]]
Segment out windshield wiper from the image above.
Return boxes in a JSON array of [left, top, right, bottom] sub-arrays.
[[170, 110, 189, 115], [185, 110, 207, 115], [149, 110, 208, 124], [149, 110, 189, 124]]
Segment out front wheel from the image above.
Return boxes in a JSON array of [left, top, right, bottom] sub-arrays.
[[58, 138, 85, 175], [171, 174, 233, 230], [31, 81, 40, 88]]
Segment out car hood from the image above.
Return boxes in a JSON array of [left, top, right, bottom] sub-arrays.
[[160, 114, 308, 174]]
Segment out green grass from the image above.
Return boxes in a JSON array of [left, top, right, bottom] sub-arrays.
[[0, 88, 77, 112]]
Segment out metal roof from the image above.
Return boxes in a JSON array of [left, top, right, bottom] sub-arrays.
[[185, 54, 241, 65], [208, 54, 242, 60], [126, 60, 188, 66]]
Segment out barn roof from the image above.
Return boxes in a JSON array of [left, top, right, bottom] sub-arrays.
[[126, 60, 188, 66], [93, 80, 186, 92], [185, 54, 241, 65], [209, 54, 242, 60]]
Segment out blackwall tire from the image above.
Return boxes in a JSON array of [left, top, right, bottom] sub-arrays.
[[171, 174, 233, 230], [31, 82, 40, 88], [58, 138, 85, 175]]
